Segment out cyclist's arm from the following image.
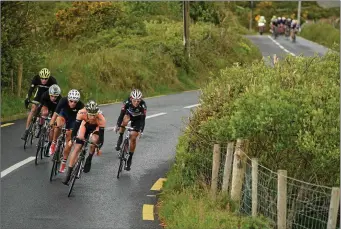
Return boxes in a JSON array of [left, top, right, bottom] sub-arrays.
[[72, 110, 86, 139], [116, 102, 128, 126], [98, 114, 106, 146], [140, 102, 147, 132], [71, 120, 82, 139], [50, 97, 66, 124], [26, 76, 39, 100]]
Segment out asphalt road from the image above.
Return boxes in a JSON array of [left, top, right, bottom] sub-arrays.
[[246, 34, 330, 66], [1, 35, 330, 229], [1, 91, 201, 229]]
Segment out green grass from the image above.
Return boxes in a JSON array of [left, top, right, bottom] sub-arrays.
[[158, 185, 273, 229], [300, 22, 340, 51], [1, 21, 261, 122]]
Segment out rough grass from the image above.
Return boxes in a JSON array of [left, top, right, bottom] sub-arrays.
[[158, 184, 273, 229], [1, 21, 261, 121], [300, 22, 340, 50]]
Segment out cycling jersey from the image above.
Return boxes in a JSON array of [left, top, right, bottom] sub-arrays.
[[117, 97, 147, 132], [55, 97, 84, 129], [39, 90, 62, 114], [27, 75, 58, 102], [72, 108, 106, 145]]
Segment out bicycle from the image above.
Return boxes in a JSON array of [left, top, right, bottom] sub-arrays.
[[35, 113, 52, 165], [49, 124, 67, 182], [24, 101, 41, 150], [116, 126, 137, 179], [67, 139, 99, 197]]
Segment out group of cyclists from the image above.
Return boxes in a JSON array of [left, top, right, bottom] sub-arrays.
[[257, 15, 300, 41], [21, 68, 147, 185]]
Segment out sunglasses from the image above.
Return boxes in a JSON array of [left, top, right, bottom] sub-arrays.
[[132, 99, 141, 103], [40, 78, 48, 81], [50, 95, 58, 99], [68, 100, 78, 104], [88, 113, 97, 117]]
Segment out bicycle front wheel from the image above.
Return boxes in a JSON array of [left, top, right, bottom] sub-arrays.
[[117, 139, 129, 179], [68, 160, 81, 197]]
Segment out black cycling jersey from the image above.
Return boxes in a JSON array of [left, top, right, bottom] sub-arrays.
[[55, 97, 84, 120], [117, 97, 147, 132], [39, 90, 62, 114], [27, 75, 58, 101]]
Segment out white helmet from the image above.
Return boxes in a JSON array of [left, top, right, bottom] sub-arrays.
[[67, 89, 80, 101], [130, 89, 142, 99], [39, 68, 50, 79], [49, 84, 61, 96]]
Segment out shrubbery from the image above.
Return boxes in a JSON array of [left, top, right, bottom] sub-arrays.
[[300, 22, 340, 51]]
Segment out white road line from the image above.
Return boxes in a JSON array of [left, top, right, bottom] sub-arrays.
[[147, 195, 156, 197], [145, 112, 167, 119], [267, 35, 296, 57], [1, 157, 35, 178], [184, 104, 201, 109]]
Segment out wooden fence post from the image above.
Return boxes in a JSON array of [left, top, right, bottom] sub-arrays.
[[277, 170, 287, 229], [17, 62, 23, 97], [210, 144, 221, 198], [327, 187, 340, 229], [230, 139, 248, 206], [252, 158, 258, 217], [222, 141, 234, 192]]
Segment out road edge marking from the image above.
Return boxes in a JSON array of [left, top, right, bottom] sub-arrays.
[[184, 104, 201, 109], [142, 204, 155, 221], [1, 123, 15, 128], [1, 157, 35, 178], [151, 178, 167, 191], [145, 112, 167, 119]]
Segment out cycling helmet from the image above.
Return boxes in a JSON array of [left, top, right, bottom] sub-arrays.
[[85, 100, 99, 115], [67, 89, 80, 101], [130, 89, 142, 99], [49, 84, 61, 96], [282, 17, 286, 20], [39, 68, 50, 79]]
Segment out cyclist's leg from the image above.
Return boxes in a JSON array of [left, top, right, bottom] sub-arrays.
[[49, 114, 66, 155], [59, 119, 74, 172], [126, 119, 141, 170], [84, 126, 99, 173], [116, 114, 130, 150], [22, 101, 39, 140], [63, 121, 86, 184]]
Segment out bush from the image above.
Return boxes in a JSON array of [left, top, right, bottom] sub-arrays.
[[300, 22, 340, 50], [166, 52, 339, 192]]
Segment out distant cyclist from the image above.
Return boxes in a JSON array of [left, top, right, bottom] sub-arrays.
[[21, 68, 58, 140], [63, 100, 105, 185], [115, 89, 147, 171]]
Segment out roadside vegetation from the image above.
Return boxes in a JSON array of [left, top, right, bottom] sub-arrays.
[[1, 2, 260, 121]]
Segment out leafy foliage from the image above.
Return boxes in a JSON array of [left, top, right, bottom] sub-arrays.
[[168, 52, 339, 190]]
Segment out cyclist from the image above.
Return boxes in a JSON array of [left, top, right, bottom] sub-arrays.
[[291, 19, 300, 40], [62, 100, 106, 185], [49, 89, 84, 173], [115, 89, 147, 171], [21, 68, 58, 140], [35, 84, 62, 152]]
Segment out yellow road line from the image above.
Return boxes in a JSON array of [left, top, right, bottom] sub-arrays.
[[150, 178, 167, 191], [142, 204, 154, 220], [1, 123, 14, 128]]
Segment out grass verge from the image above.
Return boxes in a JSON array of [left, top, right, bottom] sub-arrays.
[[300, 22, 340, 50]]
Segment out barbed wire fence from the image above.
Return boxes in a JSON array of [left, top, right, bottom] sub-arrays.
[[185, 133, 340, 229]]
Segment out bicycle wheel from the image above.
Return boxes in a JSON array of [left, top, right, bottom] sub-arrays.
[[117, 139, 129, 179], [49, 142, 61, 181], [24, 121, 34, 150], [68, 160, 81, 197], [35, 129, 45, 165]]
